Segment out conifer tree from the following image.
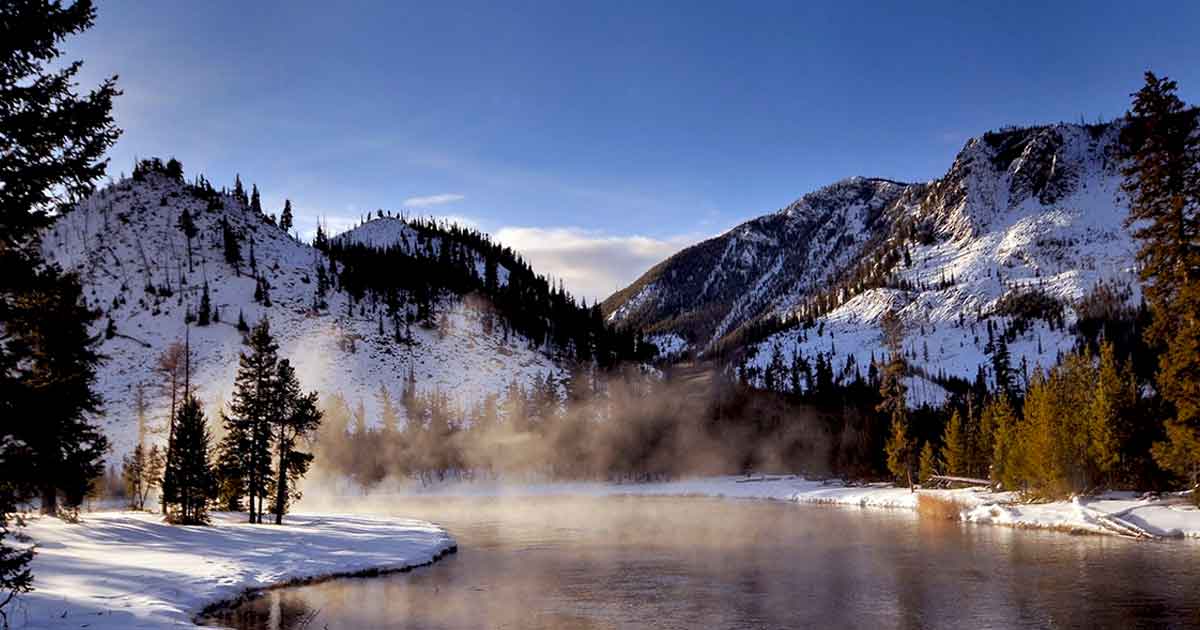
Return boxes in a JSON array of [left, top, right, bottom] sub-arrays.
[[6, 269, 109, 516], [269, 359, 322, 524], [280, 199, 294, 234], [220, 319, 280, 523], [0, 0, 119, 563], [236, 309, 249, 332], [250, 184, 262, 215], [1089, 342, 1137, 486], [162, 395, 215, 524], [918, 441, 939, 485], [177, 208, 197, 271], [220, 217, 242, 275], [986, 396, 1020, 490], [197, 282, 211, 326], [1120, 72, 1200, 490], [878, 310, 913, 487], [941, 409, 969, 476], [233, 174, 247, 206], [121, 443, 164, 510]]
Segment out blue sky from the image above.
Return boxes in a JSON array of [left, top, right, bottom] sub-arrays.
[[70, 1, 1200, 300]]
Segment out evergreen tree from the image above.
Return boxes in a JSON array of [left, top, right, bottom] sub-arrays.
[[918, 441, 939, 485], [121, 442, 164, 510], [1120, 72, 1200, 490], [991, 334, 1014, 399], [941, 409, 969, 476], [250, 184, 262, 215], [177, 208, 197, 271], [1089, 342, 1137, 486], [162, 395, 215, 524], [197, 282, 211, 326], [986, 396, 1020, 490], [165, 157, 183, 181], [0, 1, 119, 571], [6, 268, 109, 516], [214, 411, 247, 512], [233, 174, 247, 206], [220, 319, 280, 523], [280, 199, 294, 234], [269, 359, 322, 524], [878, 310, 913, 487], [236, 309, 249, 332], [220, 217, 242, 275]]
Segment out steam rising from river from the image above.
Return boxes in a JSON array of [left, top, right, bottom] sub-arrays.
[[288, 361, 869, 510]]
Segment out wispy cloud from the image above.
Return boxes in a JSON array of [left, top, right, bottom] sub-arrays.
[[494, 227, 702, 303], [403, 193, 465, 208]]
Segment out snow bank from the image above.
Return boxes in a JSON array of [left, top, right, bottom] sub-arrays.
[[9, 511, 455, 629], [402, 475, 1200, 540]]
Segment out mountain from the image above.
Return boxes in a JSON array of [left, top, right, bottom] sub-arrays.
[[603, 122, 1139, 403], [41, 164, 587, 461]]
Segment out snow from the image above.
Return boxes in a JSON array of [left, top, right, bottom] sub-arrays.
[[42, 174, 563, 465], [8, 511, 454, 629], [393, 475, 1200, 540]]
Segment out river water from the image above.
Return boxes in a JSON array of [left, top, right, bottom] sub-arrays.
[[207, 495, 1200, 629]]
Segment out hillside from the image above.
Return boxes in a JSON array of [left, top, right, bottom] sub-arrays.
[[604, 122, 1139, 402], [42, 166, 573, 462]]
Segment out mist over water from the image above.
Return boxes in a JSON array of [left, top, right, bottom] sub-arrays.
[[209, 496, 1200, 630], [303, 364, 886, 498]]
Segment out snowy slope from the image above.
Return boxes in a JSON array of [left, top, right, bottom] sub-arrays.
[[42, 173, 565, 463], [605, 123, 1138, 400]]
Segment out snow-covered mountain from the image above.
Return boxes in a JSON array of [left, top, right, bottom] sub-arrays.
[[43, 170, 565, 461], [603, 122, 1139, 403]]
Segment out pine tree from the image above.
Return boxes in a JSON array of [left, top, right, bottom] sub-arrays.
[[163, 395, 215, 524], [1089, 342, 1137, 486], [918, 441, 939, 485], [234, 174, 247, 206], [941, 409, 969, 476], [1120, 72, 1200, 491], [220, 217, 242, 275], [269, 359, 322, 524], [987, 395, 1020, 491], [6, 268, 109, 516], [280, 199, 294, 234], [220, 319, 280, 523], [878, 310, 913, 487], [991, 334, 1014, 399], [120, 443, 161, 510], [177, 208, 197, 271], [0, 6, 119, 586], [236, 309, 249, 332], [250, 184, 262, 215], [197, 282, 211, 326]]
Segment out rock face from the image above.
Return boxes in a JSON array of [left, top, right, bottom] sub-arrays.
[[603, 123, 1136, 403], [43, 172, 563, 460]]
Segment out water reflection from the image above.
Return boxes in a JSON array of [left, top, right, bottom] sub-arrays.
[[207, 496, 1200, 629]]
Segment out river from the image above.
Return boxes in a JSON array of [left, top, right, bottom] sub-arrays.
[[206, 495, 1200, 629]]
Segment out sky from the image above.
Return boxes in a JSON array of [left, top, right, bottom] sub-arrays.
[[67, 1, 1200, 301]]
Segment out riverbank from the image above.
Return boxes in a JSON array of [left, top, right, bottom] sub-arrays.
[[7, 511, 455, 629], [387, 475, 1200, 540]]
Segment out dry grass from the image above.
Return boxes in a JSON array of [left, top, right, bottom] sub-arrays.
[[916, 492, 971, 521]]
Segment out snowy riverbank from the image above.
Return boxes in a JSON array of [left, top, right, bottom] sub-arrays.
[[8, 511, 455, 629], [392, 474, 1200, 540]]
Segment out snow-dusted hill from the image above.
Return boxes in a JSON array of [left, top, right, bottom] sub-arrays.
[[604, 122, 1139, 402], [43, 171, 564, 462]]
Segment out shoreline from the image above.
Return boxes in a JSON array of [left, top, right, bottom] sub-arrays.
[[372, 474, 1200, 540], [10, 511, 456, 630], [193, 544, 458, 626]]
